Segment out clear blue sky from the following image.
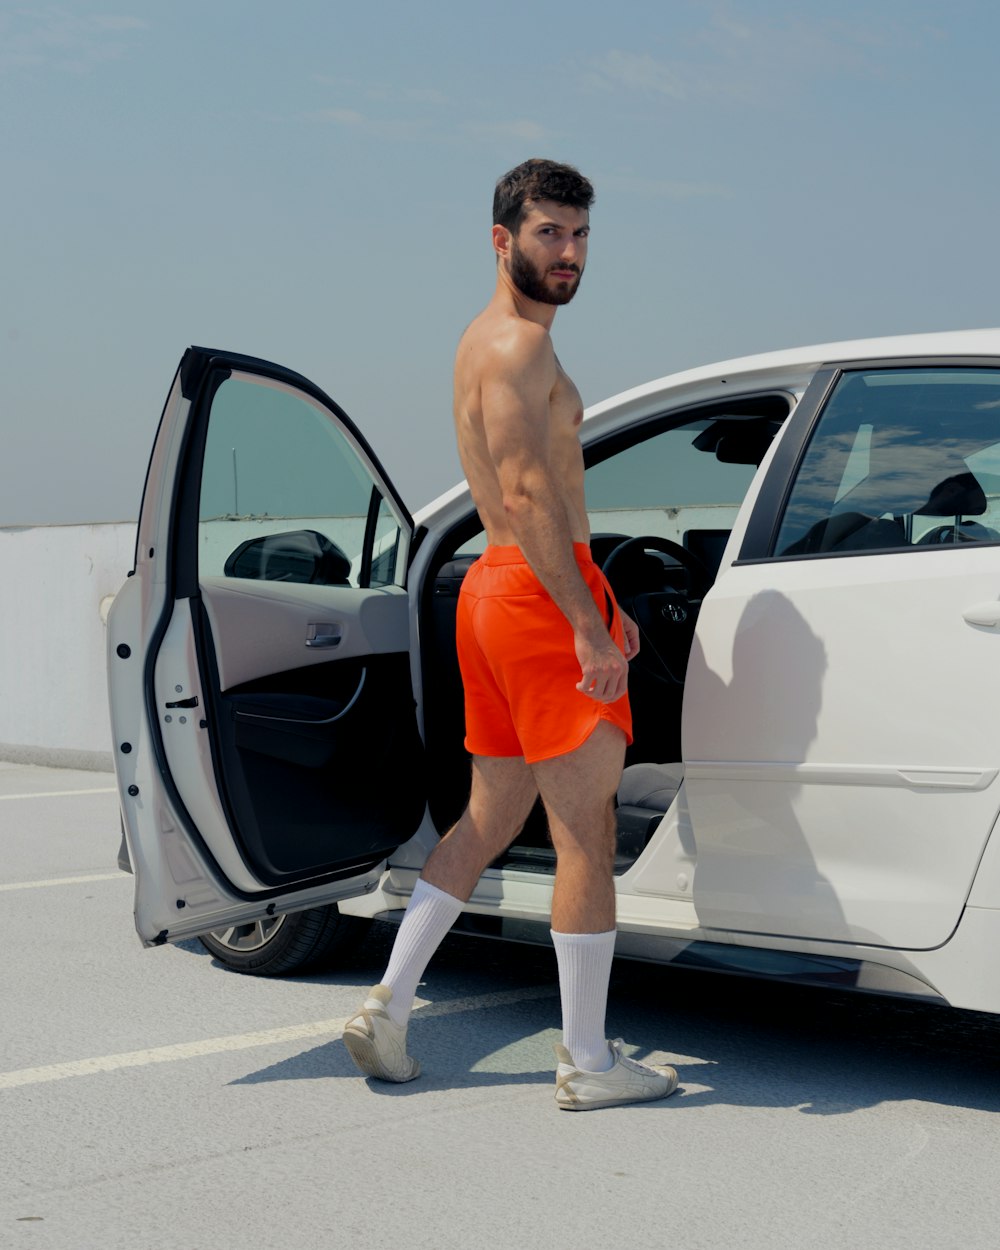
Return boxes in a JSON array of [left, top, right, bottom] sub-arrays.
[[3, 0, 999, 524]]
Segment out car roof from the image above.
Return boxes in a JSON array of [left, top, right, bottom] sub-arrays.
[[585, 326, 1000, 424]]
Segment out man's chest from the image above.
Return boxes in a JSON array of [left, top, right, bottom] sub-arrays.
[[551, 359, 584, 430]]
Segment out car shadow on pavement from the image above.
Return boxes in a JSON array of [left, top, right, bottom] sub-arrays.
[[195, 925, 1000, 1114], [604, 957, 1000, 1118]]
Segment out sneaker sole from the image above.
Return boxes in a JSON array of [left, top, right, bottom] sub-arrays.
[[557, 1072, 679, 1110], [343, 1025, 420, 1083]]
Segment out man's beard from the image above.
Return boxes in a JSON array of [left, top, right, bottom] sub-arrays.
[[509, 239, 582, 305]]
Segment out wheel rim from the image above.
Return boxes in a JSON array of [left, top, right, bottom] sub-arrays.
[[208, 914, 287, 953]]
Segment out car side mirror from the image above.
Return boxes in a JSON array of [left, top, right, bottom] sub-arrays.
[[223, 529, 353, 586]]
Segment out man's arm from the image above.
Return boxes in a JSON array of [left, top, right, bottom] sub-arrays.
[[480, 323, 629, 703]]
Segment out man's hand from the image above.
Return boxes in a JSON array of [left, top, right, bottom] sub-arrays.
[[620, 609, 641, 659], [575, 632, 630, 703]]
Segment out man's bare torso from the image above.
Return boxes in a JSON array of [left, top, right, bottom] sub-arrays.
[[453, 306, 589, 548]]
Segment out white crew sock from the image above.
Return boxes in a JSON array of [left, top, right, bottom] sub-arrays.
[[551, 928, 617, 1073], [380, 879, 464, 1025]]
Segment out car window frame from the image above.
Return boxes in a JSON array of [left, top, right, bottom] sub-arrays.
[[582, 391, 794, 487], [736, 355, 1000, 565], [170, 349, 413, 600]]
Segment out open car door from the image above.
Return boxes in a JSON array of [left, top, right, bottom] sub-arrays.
[[108, 348, 425, 947]]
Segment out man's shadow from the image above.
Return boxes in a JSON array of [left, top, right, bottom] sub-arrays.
[[685, 588, 851, 943], [203, 929, 563, 1096]]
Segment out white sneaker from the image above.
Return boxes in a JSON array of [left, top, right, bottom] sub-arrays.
[[343, 985, 420, 1083], [554, 1038, 678, 1110]]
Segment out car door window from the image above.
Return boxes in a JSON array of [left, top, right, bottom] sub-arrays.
[[774, 368, 1000, 556], [198, 373, 404, 587], [585, 408, 786, 573]]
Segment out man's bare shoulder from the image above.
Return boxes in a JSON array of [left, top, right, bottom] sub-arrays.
[[458, 308, 555, 378]]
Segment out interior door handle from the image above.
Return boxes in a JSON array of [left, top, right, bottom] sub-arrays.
[[306, 623, 343, 648], [962, 602, 1000, 628]]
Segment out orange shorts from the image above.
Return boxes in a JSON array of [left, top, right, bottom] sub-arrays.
[[456, 543, 633, 764]]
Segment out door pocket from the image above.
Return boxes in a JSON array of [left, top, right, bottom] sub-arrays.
[[230, 674, 367, 768]]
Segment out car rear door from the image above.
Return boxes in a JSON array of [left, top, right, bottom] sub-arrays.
[[683, 357, 1000, 950], [108, 348, 425, 947]]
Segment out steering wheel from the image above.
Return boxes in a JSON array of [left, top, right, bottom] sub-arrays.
[[602, 535, 712, 601], [917, 522, 996, 545], [602, 536, 712, 685]]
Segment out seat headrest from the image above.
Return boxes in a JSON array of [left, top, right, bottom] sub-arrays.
[[915, 471, 987, 517]]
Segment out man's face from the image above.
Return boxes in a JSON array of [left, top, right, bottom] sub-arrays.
[[507, 200, 589, 306]]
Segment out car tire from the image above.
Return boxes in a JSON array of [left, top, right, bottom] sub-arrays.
[[198, 904, 369, 976]]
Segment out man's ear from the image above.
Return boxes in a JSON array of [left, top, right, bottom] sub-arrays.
[[492, 223, 511, 260]]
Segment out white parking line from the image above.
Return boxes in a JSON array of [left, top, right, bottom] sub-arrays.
[[0, 873, 124, 892], [0, 788, 116, 801], [0, 986, 558, 1091]]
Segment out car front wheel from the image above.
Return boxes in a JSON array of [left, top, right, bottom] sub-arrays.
[[198, 904, 368, 976]]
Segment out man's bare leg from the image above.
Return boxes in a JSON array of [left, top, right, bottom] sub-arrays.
[[531, 720, 623, 1073], [530, 721, 678, 1107], [343, 755, 537, 1080], [533, 719, 623, 932], [379, 754, 537, 1018], [422, 754, 539, 900]]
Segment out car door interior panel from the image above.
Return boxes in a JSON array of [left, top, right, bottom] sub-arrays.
[[199, 578, 410, 690], [155, 348, 425, 895], [204, 644, 424, 887], [180, 572, 424, 887]]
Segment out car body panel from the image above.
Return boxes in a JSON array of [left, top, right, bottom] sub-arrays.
[[683, 552, 1000, 948]]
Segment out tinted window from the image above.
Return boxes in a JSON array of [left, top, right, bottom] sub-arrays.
[[774, 368, 1000, 557], [198, 374, 403, 587]]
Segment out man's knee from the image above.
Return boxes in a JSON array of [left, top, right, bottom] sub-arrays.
[[546, 797, 616, 856]]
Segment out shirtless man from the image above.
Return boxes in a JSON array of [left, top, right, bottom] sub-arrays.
[[344, 159, 678, 1110]]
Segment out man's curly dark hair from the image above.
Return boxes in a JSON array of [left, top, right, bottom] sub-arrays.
[[493, 158, 595, 232]]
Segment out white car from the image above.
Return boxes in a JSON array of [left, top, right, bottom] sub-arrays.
[[108, 330, 1000, 1014]]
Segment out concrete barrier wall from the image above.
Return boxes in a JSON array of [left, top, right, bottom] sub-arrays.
[[0, 523, 136, 769]]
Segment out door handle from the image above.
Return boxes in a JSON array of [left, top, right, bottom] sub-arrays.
[[306, 623, 342, 648], [962, 602, 1000, 628]]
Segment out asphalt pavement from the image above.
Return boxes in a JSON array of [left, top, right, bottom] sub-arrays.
[[2, 761, 999, 1250]]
